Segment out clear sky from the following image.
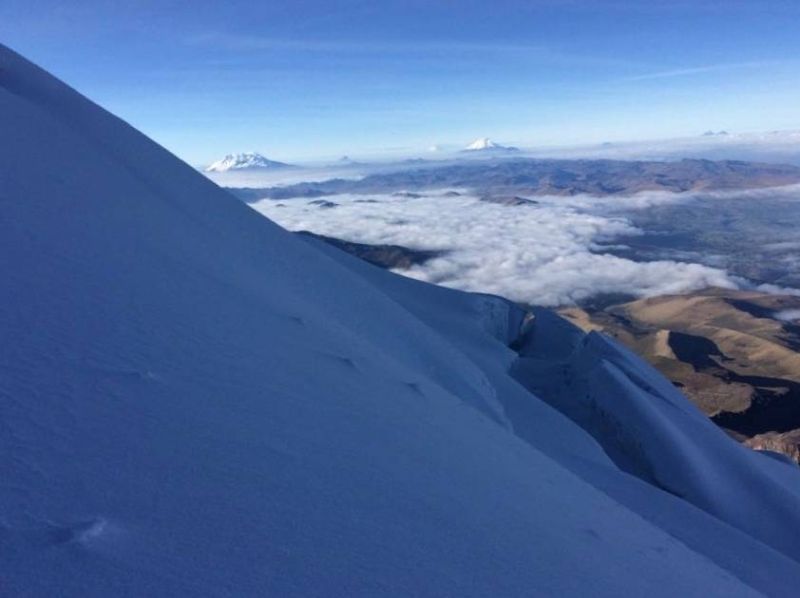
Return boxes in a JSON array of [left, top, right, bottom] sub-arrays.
[[3, 0, 799, 164]]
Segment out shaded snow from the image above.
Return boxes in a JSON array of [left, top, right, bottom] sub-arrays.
[[2, 43, 800, 596]]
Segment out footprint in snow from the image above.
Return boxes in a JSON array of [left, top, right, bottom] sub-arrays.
[[48, 517, 108, 546], [0, 517, 112, 550], [405, 381, 425, 396]]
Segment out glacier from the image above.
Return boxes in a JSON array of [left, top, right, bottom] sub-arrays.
[[2, 43, 800, 596]]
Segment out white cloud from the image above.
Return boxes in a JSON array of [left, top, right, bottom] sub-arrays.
[[252, 191, 741, 306], [517, 131, 800, 166], [756, 284, 800, 298], [774, 309, 800, 321], [622, 61, 781, 82], [203, 166, 366, 188]]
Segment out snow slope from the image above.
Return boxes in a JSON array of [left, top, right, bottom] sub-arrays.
[[2, 44, 800, 596]]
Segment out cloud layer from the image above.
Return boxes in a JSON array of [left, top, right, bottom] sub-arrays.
[[252, 191, 741, 306]]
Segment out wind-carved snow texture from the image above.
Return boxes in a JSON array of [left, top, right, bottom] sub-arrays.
[[2, 43, 800, 596]]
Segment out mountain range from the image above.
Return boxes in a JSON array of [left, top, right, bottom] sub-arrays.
[[230, 156, 800, 202]]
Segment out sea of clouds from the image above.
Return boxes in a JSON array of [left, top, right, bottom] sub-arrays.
[[252, 190, 746, 306]]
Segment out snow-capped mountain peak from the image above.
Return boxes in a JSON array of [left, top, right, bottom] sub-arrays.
[[205, 152, 292, 172], [463, 137, 519, 152], [465, 137, 499, 150]]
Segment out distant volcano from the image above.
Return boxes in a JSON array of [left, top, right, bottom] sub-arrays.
[[462, 137, 520, 153], [205, 152, 295, 172]]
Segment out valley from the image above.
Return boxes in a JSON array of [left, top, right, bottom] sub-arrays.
[[560, 289, 800, 461]]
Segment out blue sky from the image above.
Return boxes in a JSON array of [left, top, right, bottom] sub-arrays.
[[3, 0, 799, 164]]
